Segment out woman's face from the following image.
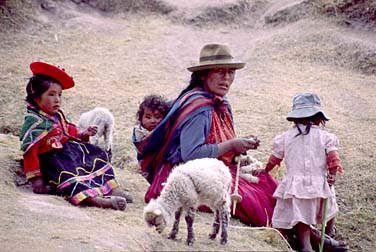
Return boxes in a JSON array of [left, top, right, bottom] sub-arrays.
[[141, 108, 164, 131], [202, 68, 236, 97], [35, 82, 62, 115]]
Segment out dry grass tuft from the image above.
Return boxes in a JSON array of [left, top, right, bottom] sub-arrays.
[[180, 0, 267, 27], [72, 0, 176, 14], [0, 0, 36, 33]]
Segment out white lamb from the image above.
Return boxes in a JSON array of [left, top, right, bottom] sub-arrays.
[[77, 107, 114, 160], [143, 158, 232, 246]]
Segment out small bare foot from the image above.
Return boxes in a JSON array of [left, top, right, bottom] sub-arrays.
[[110, 188, 133, 203], [107, 196, 127, 210], [85, 196, 127, 211]]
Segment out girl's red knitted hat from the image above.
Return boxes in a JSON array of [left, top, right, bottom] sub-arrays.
[[30, 61, 75, 90]]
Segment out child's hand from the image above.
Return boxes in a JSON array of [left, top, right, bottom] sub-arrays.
[[78, 125, 97, 141], [31, 177, 51, 194], [86, 125, 98, 136], [327, 173, 336, 186]]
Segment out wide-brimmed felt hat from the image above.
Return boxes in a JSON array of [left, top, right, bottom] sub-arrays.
[[30, 61, 75, 90], [187, 44, 245, 72], [287, 92, 329, 121]]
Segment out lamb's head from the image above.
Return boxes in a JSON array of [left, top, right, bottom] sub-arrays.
[[143, 199, 167, 233]]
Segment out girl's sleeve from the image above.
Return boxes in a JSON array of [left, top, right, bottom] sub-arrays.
[[68, 123, 89, 142], [67, 123, 79, 138], [23, 142, 42, 180], [324, 132, 339, 154], [271, 133, 285, 159], [180, 110, 218, 162], [325, 132, 342, 173]]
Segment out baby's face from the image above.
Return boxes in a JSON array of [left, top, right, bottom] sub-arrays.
[[141, 108, 164, 131]]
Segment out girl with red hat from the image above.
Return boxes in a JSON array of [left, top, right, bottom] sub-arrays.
[[20, 61, 130, 210]]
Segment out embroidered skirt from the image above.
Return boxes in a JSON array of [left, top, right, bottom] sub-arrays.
[[39, 141, 119, 204]]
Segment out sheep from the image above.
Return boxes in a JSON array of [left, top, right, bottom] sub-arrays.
[[77, 107, 114, 161], [143, 158, 232, 246]]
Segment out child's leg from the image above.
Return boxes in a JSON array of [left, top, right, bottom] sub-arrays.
[[325, 218, 336, 237], [296, 222, 313, 251], [279, 228, 300, 251], [310, 226, 348, 252]]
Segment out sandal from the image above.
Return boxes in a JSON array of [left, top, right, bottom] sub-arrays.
[[323, 236, 349, 252]]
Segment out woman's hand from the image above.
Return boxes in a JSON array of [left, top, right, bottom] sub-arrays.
[[244, 135, 260, 149], [226, 138, 260, 154], [30, 177, 51, 194], [218, 136, 260, 157], [234, 136, 260, 151]]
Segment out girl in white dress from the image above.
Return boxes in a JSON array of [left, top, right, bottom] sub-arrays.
[[261, 92, 344, 252]]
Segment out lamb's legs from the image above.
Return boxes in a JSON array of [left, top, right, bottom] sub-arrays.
[[208, 210, 220, 240], [104, 126, 112, 152], [220, 210, 229, 245], [185, 208, 195, 246], [168, 207, 182, 240], [106, 148, 112, 162], [103, 127, 112, 161], [90, 136, 99, 146]]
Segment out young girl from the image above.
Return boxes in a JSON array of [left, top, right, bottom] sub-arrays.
[[132, 94, 170, 144], [261, 92, 347, 252], [20, 61, 129, 210]]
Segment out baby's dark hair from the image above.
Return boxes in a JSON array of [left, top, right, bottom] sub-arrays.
[[137, 94, 170, 122], [26, 74, 61, 108], [293, 112, 328, 137]]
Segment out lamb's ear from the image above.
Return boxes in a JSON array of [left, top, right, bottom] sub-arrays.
[[153, 209, 162, 216]]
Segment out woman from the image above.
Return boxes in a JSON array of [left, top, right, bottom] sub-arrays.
[[20, 61, 131, 210], [134, 44, 349, 251], [134, 44, 278, 226]]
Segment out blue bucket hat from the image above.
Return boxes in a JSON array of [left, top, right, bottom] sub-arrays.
[[287, 92, 329, 121]]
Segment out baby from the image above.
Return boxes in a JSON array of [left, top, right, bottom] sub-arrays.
[[133, 94, 170, 143]]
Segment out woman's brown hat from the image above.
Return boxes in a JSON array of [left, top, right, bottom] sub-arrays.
[[30, 61, 75, 90], [187, 44, 246, 72]]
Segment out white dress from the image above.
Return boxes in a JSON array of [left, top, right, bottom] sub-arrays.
[[271, 124, 339, 229]]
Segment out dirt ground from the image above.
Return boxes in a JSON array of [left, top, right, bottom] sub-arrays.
[[0, 0, 375, 251]]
